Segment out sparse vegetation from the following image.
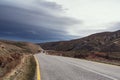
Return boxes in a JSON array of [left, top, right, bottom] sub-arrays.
[[40, 30, 120, 65], [0, 40, 41, 80], [13, 55, 36, 80]]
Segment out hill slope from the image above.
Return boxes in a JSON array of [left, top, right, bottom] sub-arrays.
[[40, 30, 120, 62], [40, 30, 120, 51], [0, 40, 42, 78]]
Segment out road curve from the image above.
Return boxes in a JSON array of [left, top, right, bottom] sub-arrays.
[[35, 54, 120, 80]]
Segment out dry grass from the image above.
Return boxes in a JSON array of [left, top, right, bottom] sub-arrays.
[[0, 40, 40, 80], [2, 55, 36, 80], [17, 55, 36, 80]]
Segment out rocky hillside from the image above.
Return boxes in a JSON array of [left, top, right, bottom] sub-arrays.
[[0, 40, 41, 78], [40, 30, 120, 62], [40, 30, 120, 51]]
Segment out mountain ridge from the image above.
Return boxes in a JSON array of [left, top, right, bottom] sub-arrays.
[[39, 30, 120, 62], [40, 30, 120, 51]]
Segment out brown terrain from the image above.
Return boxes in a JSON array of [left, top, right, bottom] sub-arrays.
[[0, 40, 42, 80], [40, 30, 120, 65]]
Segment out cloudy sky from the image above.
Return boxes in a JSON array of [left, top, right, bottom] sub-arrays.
[[0, 0, 120, 42]]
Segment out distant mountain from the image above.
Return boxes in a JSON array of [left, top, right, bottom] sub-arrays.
[[39, 30, 120, 61]]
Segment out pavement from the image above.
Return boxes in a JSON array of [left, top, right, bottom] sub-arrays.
[[35, 53, 120, 80]]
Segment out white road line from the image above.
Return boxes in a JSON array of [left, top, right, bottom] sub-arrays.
[[57, 58, 118, 80]]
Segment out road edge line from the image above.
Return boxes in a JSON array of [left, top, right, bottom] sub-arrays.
[[34, 56, 41, 80]]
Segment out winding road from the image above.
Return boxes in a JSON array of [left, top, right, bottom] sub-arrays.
[[35, 53, 120, 80]]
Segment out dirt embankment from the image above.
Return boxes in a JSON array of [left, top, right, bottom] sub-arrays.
[[0, 53, 22, 79], [2, 55, 36, 80], [0, 40, 41, 80]]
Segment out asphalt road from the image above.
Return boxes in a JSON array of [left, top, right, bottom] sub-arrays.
[[35, 54, 120, 80]]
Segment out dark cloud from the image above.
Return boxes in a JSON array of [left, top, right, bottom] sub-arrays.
[[0, 0, 80, 42], [37, 1, 63, 11], [0, 19, 74, 42]]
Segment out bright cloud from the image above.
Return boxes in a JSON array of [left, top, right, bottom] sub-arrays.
[[47, 0, 120, 31]]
